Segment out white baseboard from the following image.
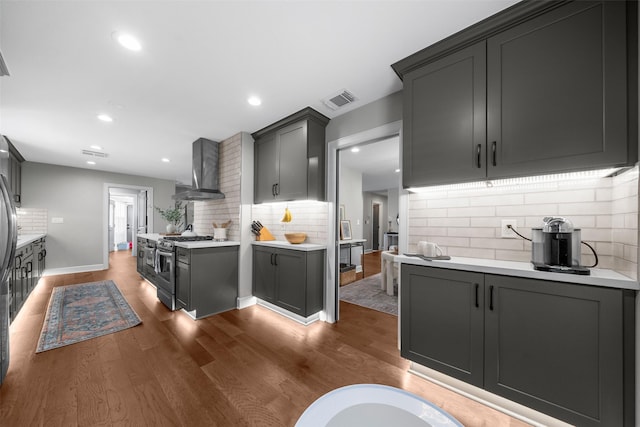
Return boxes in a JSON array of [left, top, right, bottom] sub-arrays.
[[409, 362, 572, 427], [42, 264, 105, 276], [255, 298, 320, 325], [237, 295, 257, 309]]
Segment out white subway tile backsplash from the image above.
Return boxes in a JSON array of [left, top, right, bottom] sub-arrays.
[[16, 208, 48, 234], [524, 189, 594, 204], [429, 217, 470, 227], [496, 204, 557, 217], [427, 197, 469, 209], [469, 194, 524, 207], [251, 200, 328, 244], [408, 166, 638, 279], [446, 206, 495, 218]]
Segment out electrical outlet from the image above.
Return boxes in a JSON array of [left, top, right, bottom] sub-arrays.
[[501, 219, 517, 238]]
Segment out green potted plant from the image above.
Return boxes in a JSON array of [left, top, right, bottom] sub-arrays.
[[155, 201, 184, 233]]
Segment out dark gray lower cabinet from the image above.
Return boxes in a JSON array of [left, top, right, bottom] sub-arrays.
[[175, 246, 238, 319], [401, 265, 634, 427], [136, 237, 145, 275], [9, 240, 45, 323], [401, 266, 484, 386], [252, 246, 324, 318]]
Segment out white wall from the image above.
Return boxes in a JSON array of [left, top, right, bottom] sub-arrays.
[[20, 162, 175, 272], [339, 165, 363, 239]]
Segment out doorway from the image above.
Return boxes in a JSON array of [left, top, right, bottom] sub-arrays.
[[335, 136, 401, 320], [102, 183, 153, 269], [372, 202, 380, 250]]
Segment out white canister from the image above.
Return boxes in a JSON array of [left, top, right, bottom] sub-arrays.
[[213, 227, 227, 241]]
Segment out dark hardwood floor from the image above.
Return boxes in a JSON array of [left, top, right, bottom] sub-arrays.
[[0, 251, 529, 426]]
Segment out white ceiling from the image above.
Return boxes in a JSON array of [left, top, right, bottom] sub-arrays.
[[340, 136, 400, 192], [0, 0, 518, 185]]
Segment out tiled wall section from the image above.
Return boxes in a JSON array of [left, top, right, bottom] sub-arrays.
[[16, 208, 48, 234], [252, 200, 328, 244], [408, 167, 639, 279], [193, 133, 242, 240], [611, 167, 639, 279]]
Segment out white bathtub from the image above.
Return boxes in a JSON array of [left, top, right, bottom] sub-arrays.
[[295, 384, 464, 427]]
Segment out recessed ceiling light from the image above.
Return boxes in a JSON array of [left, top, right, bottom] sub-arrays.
[[90, 145, 103, 150], [97, 114, 113, 122], [248, 96, 262, 106], [87, 161, 96, 165], [113, 32, 142, 51], [161, 158, 170, 163], [395, 168, 400, 173], [350, 147, 360, 153]]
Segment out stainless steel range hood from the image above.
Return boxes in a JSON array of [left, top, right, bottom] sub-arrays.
[[173, 138, 225, 201]]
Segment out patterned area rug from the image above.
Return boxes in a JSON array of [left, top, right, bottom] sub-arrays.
[[36, 280, 142, 353], [340, 273, 398, 316]]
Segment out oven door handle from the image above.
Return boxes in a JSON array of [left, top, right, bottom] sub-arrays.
[[154, 249, 173, 273]]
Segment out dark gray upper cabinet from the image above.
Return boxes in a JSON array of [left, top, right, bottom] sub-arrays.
[[393, 0, 637, 188], [401, 264, 635, 427], [252, 107, 329, 204], [487, 1, 631, 178], [402, 42, 486, 187], [4, 136, 24, 206], [252, 245, 324, 318]]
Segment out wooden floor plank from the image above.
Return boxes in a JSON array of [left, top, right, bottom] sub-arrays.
[[0, 250, 531, 426]]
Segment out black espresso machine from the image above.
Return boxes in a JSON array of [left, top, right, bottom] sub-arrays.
[[531, 217, 595, 275]]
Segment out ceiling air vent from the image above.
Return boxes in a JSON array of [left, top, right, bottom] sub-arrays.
[[82, 149, 108, 158], [322, 89, 358, 111]]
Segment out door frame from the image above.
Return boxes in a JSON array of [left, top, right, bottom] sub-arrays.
[[102, 183, 154, 269], [372, 201, 381, 251], [325, 120, 406, 323]]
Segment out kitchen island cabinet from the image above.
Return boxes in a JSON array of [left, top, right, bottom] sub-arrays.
[[252, 107, 329, 203], [401, 263, 635, 427], [175, 245, 238, 319], [252, 244, 324, 321], [394, 0, 637, 188]]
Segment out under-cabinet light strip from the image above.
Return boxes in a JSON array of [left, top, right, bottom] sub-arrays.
[[407, 167, 624, 194]]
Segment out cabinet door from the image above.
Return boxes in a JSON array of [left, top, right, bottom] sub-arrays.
[[487, 1, 629, 178], [484, 275, 624, 427], [136, 240, 144, 274], [276, 121, 308, 201], [403, 42, 486, 188], [254, 133, 279, 204], [253, 247, 276, 302], [400, 265, 485, 386], [274, 249, 307, 316], [176, 261, 190, 310]]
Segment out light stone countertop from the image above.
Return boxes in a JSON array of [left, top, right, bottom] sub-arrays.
[[395, 254, 639, 291], [17, 233, 46, 248], [137, 233, 239, 248], [252, 240, 327, 252]]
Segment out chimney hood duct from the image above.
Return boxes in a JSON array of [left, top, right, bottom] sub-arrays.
[[173, 138, 225, 201]]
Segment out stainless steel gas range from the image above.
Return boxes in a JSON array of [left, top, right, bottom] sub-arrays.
[[154, 235, 214, 310]]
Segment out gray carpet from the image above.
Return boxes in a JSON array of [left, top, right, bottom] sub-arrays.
[[340, 273, 398, 316]]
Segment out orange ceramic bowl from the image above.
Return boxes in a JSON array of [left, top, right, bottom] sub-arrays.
[[285, 233, 307, 244]]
